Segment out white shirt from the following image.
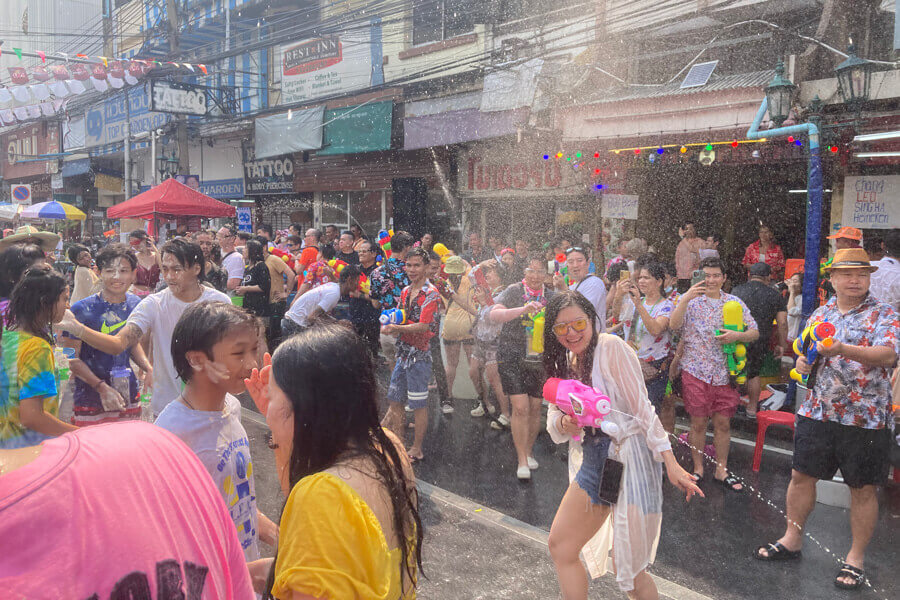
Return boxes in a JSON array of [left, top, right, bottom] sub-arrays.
[[570, 274, 607, 332], [127, 285, 230, 414], [154, 394, 260, 562], [285, 281, 340, 326], [870, 256, 900, 312], [221, 250, 244, 283]]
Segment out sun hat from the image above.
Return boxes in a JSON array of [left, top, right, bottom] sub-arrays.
[[0, 225, 60, 252], [825, 248, 877, 272], [443, 255, 467, 275]]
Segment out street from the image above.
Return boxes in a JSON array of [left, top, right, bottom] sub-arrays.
[[239, 356, 900, 600]]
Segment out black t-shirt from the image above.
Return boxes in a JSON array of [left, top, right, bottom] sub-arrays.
[[731, 280, 787, 343], [242, 261, 271, 316], [335, 251, 359, 265], [350, 262, 381, 323], [495, 282, 554, 361]]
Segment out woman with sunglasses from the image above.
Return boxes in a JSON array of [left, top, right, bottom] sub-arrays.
[[543, 291, 702, 599]]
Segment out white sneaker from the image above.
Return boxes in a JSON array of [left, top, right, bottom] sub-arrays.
[[516, 465, 531, 480], [441, 400, 454, 414], [470, 403, 485, 417], [487, 403, 498, 416], [489, 420, 503, 430], [527, 456, 539, 470], [497, 414, 510, 427], [404, 405, 413, 413]]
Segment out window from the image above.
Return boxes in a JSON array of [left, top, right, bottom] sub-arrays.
[[412, 0, 475, 45], [321, 191, 391, 237]]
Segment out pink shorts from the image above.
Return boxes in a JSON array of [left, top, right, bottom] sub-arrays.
[[681, 371, 740, 417]]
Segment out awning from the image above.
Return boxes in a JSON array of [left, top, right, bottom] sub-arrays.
[[107, 177, 236, 219], [61, 157, 92, 177], [255, 106, 324, 159], [404, 108, 528, 150], [317, 100, 393, 156]]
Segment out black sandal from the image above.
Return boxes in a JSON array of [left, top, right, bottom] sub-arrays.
[[755, 541, 802, 561], [689, 472, 703, 483], [834, 563, 865, 590], [715, 473, 744, 492]]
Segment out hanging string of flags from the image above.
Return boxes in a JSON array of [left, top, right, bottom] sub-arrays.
[[0, 44, 210, 126]]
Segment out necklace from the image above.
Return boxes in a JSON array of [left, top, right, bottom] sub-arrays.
[[179, 392, 196, 411], [521, 279, 544, 305]]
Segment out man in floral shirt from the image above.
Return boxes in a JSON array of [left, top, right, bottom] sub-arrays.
[[369, 230, 413, 365], [380, 247, 440, 462], [756, 248, 898, 590], [670, 257, 758, 492]]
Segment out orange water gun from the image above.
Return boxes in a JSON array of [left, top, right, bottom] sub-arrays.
[[271, 248, 295, 270]]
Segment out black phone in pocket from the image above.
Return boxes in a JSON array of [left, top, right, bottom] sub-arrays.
[[598, 458, 623, 505]]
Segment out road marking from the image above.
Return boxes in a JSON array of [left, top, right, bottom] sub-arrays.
[[418, 480, 714, 600], [674, 424, 794, 456]]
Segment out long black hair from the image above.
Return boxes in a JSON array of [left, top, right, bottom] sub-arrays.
[[542, 290, 600, 385], [264, 322, 424, 598], [8, 265, 67, 342], [0, 243, 46, 297]]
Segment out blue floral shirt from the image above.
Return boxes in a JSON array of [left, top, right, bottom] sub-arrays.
[[369, 257, 409, 311], [799, 294, 900, 429]]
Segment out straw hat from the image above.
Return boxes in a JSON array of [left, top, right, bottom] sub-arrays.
[[0, 225, 61, 252], [825, 248, 878, 273], [443, 255, 467, 275]]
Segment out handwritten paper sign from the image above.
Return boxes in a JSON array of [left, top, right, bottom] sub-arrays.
[[601, 194, 639, 220], [842, 175, 900, 229]]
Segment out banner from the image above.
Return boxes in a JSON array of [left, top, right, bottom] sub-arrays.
[[601, 194, 640, 220], [280, 29, 373, 104], [3, 123, 59, 179], [842, 175, 900, 229], [242, 144, 294, 195], [83, 84, 172, 148], [255, 106, 324, 158], [236, 207, 253, 232]]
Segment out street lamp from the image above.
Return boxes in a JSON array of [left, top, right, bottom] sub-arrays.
[[156, 153, 179, 182], [765, 60, 796, 127], [835, 43, 873, 114]]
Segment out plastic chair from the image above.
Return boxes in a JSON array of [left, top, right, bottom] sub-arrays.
[[752, 410, 796, 472]]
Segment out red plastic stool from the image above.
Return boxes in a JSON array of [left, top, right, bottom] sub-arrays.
[[752, 410, 796, 472]]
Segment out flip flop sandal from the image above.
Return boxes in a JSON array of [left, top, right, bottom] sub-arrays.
[[755, 541, 802, 561], [715, 473, 744, 492], [834, 563, 865, 590], [689, 472, 704, 483]]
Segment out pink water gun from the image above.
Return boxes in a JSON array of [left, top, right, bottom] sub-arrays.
[[543, 378, 612, 441]]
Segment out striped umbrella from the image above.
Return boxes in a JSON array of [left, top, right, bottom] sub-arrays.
[[0, 203, 24, 220], [20, 201, 86, 221]]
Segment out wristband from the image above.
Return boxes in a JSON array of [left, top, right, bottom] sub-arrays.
[[91, 380, 104, 390]]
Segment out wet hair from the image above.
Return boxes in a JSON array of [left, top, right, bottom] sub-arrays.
[[8, 265, 67, 341], [634, 253, 659, 273], [390, 230, 414, 254], [542, 290, 599, 384], [406, 246, 430, 264], [339, 263, 362, 285], [525, 252, 546, 269], [160, 238, 205, 281], [128, 229, 149, 241], [237, 231, 251, 243], [607, 261, 630, 284], [67, 243, 91, 264], [699, 256, 725, 273], [0, 243, 46, 297], [95, 243, 137, 271], [257, 223, 273, 237], [171, 301, 258, 383], [264, 323, 424, 598], [321, 244, 336, 261], [245, 238, 265, 263], [639, 262, 666, 296], [340, 231, 355, 242]]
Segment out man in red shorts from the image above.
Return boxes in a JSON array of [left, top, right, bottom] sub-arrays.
[[670, 257, 758, 491]]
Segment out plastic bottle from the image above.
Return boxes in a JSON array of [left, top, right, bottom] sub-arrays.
[[140, 387, 153, 423], [54, 347, 73, 400], [110, 366, 132, 406]]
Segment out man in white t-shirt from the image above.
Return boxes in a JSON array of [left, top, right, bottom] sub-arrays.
[[59, 239, 230, 416], [216, 225, 244, 293], [283, 280, 341, 336], [555, 246, 607, 332]]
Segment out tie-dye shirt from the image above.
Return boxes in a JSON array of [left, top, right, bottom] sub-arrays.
[[0, 329, 59, 448]]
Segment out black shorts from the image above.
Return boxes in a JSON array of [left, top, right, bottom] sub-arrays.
[[497, 357, 545, 398], [793, 416, 891, 488], [746, 341, 767, 379]]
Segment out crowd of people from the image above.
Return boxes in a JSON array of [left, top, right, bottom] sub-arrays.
[[0, 217, 898, 598]]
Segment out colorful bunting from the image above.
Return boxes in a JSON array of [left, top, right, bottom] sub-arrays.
[[36, 51, 45, 63], [13, 48, 22, 61]]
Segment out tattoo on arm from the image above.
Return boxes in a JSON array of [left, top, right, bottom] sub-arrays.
[[119, 323, 144, 349]]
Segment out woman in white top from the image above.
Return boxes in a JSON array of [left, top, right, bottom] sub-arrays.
[[68, 243, 100, 304], [543, 291, 702, 599], [785, 271, 804, 340], [622, 262, 675, 413]]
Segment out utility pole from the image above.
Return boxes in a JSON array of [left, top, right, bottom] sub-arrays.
[[165, 0, 191, 176]]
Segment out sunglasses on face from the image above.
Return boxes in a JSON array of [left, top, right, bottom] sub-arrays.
[[552, 317, 589, 336]]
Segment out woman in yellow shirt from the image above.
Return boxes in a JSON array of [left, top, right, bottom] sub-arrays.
[[247, 320, 423, 600]]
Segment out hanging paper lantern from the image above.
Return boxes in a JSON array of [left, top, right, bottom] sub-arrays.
[[108, 60, 126, 89], [32, 66, 51, 82], [49, 80, 69, 97], [30, 83, 50, 101], [8, 67, 28, 85], [11, 86, 31, 103], [51, 65, 70, 80], [125, 61, 141, 85], [0, 109, 15, 125], [26, 104, 41, 119], [71, 64, 90, 81], [0, 87, 11, 103], [66, 79, 86, 95], [40, 102, 55, 117]]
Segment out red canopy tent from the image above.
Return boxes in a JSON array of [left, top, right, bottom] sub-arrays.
[[107, 178, 236, 220]]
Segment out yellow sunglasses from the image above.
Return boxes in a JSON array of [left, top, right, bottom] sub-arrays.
[[552, 317, 589, 336]]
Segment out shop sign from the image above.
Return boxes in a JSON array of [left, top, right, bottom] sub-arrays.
[[150, 80, 209, 116], [83, 85, 172, 148], [236, 207, 253, 232], [842, 175, 900, 229], [95, 172, 124, 193], [280, 29, 375, 104], [318, 101, 393, 156], [459, 149, 570, 197], [3, 123, 60, 179], [601, 194, 639, 220], [51, 173, 64, 189], [242, 144, 294, 195], [199, 178, 245, 199]]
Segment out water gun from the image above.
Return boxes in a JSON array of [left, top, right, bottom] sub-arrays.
[[359, 272, 370, 295], [378, 229, 394, 258], [542, 378, 613, 441], [271, 247, 295, 270], [524, 308, 546, 354], [715, 300, 748, 384], [327, 258, 348, 275], [556, 252, 570, 285], [433, 242, 451, 263], [790, 321, 835, 387], [379, 308, 406, 325], [468, 263, 494, 305]]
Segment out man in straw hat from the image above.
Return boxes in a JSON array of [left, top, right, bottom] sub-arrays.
[[756, 248, 899, 591]]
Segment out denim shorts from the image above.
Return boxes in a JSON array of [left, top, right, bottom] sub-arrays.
[[387, 357, 432, 410], [574, 431, 613, 506]]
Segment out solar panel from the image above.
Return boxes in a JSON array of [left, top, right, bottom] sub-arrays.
[[680, 60, 719, 89]]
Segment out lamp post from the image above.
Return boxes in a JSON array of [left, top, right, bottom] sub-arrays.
[[835, 44, 874, 117], [764, 61, 796, 127], [156, 153, 179, 183]]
